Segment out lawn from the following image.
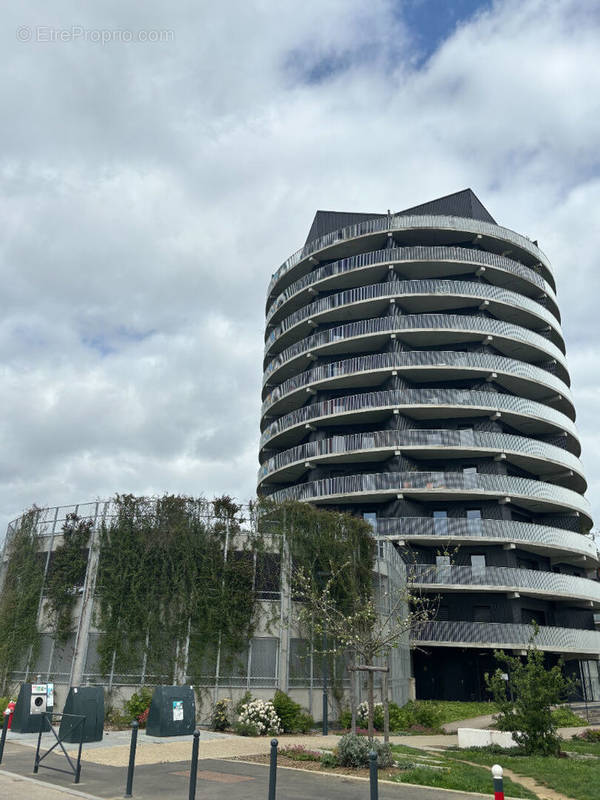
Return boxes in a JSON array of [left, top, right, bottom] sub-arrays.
[[390, 745, 535, 798], [444, 747, 600, 800], [425, 700, 498, 724]]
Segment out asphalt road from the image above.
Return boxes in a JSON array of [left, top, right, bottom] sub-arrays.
[[0, 742, 483, 800]]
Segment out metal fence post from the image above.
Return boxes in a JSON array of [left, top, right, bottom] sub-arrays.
[[189, 730, 200, 800], [369, 750, 378, 800], [124, 721, 139, 798], [268, 738, 278, 800], [0, 711, 10, 765]]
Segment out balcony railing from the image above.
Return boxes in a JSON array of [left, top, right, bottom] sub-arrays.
[[375, 517, 598, 561], [410, 564, 600, 603], [267, 245, 558, 325], [257, 428, 585, 487], [261, 350, 574, 418], [266, 470, 592, 523], [413, 621, 600, 654], [263, 314, 568, 384], [266, 278, 563, 355], [268, 216, 554, 300], [259, 387, 579, 450]]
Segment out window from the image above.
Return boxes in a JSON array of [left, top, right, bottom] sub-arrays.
[[473, 605, 491, 622], [435, 554, 451, 581], [466, 509, 482, 533], [463, 466, 477, 488], [521, 609, 546, 626], [433, 510, 448, 534], [471, 554, 486, 578], [438, 605, 449, 621]]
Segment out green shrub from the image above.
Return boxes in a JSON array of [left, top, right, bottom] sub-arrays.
[[124, 687, 154, 726], [210, 698, 231, 731], [297, 711, 314, 733], [337, 733, 394, 768], [272, 690, 302, 733], [233, 720, 260, 736], [340, 708, 352, 729], [551, 705, 585, 727], [321, 751, 339, 768]]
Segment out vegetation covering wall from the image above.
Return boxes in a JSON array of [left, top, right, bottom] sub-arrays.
[[0, 496, 376, 690]]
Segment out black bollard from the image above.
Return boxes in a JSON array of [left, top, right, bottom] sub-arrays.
[[268, 738, 278, 800], [369, 750, 378, 800], [189, 730, 200, 800], [0, 711, 10, 765], [124, 720, 139, 798]]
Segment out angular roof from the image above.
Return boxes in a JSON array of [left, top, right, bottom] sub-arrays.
[[305, 189, 496, 246]]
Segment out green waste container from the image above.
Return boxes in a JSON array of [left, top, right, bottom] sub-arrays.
[[146, 686, 195, 737]]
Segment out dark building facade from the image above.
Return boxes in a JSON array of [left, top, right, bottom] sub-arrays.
[[258, 189, 600, 700]]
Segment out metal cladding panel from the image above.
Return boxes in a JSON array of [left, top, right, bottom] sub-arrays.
[[146, 685, 195, 737], [396, 188, 497, 224], [305, 210, 386, 246]]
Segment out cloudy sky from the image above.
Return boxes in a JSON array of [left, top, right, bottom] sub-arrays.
[[1, 0, 599, 536]]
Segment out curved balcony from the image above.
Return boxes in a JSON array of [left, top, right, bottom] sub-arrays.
[[265, 279, 564, 358], [266, 471, 592, 527], [259, 388, 580, 454], [411, 564, 600, 604], [413, 621, 600, 656], [376, 517, 599, 564], [263, 314, 569, 388], [261, 350, 574, 421], [258, 429, 586, 492], [267, 215, 555, 303], [267, 246, 559, 329]]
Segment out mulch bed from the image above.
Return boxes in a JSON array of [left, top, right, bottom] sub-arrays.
[[230, 753, 403, 780]]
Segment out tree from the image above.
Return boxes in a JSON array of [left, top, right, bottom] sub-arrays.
[[294, 551, 435, 739], [485, 626, 575, 756]]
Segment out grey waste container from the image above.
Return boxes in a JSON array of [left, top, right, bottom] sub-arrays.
[[146, 685, 195, 737]]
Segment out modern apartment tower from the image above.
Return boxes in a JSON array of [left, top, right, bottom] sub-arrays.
[[258, 189, 599, 701]]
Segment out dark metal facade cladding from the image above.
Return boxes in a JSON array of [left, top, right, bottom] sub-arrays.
[[259, 192, 598, 698]]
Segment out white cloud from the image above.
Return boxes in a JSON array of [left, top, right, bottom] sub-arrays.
[[1, 0, 599, 533]]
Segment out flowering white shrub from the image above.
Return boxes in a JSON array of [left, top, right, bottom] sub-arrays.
[[357, 700, 382, 724], [237, 699, 282, 736]]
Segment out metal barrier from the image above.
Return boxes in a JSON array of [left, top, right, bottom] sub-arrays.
[[33, 711, 85, 784]]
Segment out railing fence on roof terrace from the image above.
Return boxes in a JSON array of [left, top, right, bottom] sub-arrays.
[[267, 245, 559, 325], [268, 215, 554, 298]]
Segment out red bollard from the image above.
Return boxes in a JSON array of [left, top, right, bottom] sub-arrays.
[[5, 702, 15, 730], [492, 764, 504, 800]]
